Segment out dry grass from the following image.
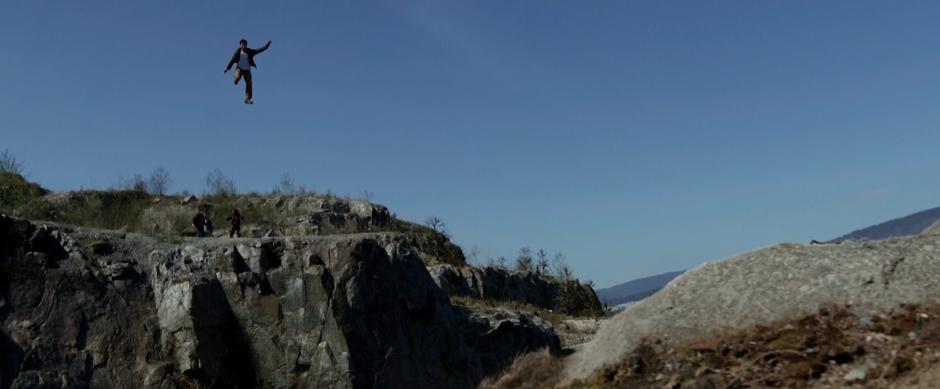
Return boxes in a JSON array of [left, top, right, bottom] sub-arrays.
[[480, 348, 565, 389], [485, 304, 940, 389], [566, 304, 940, 388]]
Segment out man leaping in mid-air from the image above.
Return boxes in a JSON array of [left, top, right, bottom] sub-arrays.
[[224, 38, 272, 104]]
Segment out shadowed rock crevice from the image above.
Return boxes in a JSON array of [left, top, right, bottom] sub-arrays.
[[28, 227, 70, 264], [880, 256, 905, 286], [258, 242, 283, 272], [0, 331, 25, 389], [320, 270, 335, 303], [0, 217, 35, 264], [190, 278, 259, 388], [230, 247, 251, 274], [331, 239, 481, 389]]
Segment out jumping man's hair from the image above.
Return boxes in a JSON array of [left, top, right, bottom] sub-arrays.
[[239, 39, 248, 45]]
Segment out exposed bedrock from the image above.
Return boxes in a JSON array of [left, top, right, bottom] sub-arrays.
[[0, 215, 558, 388]]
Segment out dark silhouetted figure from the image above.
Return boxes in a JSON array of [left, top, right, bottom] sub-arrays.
[[193, 211, 207, 237], [224, 38, 272, 104], [227, 208, 244, 238], [205, 213, 214, 236]]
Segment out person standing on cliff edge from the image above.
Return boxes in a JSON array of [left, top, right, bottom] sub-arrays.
[[227, 208, 244, 238], [224, 38, 272, 104]]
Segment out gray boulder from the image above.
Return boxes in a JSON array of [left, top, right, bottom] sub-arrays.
[[456, 306, 561, 373], [181, 195, 198, 205], [563, 230, 940, 383]]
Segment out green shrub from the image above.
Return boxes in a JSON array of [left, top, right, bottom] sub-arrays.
[[141, 202, 195, 237], [0, 149, 24, 174], [554, 280, 605, 318], [389, 218, 467, 266], [0, 173, 50, 218], [56, 190, 153, 231]]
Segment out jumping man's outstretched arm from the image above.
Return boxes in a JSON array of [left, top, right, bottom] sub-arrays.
[[224, 49, 239, 73], [254, 39, 272, 55]]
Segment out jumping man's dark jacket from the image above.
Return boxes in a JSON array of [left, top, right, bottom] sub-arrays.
[[226, 41, 271, 71]]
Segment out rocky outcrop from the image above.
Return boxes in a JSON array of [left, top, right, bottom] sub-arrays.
[[429, 264, 603, 316], [0, 216, 161, 389], [140, 195, 393, 238], [262, 195, 392, 235], [38, 189, 466, 266], [563, 228, 940, 383], [554, 319, 602, 348], [0, 216, 557, 388], [173, 195, 465, 265], [386, 221, 466, 266], [455, 306, 561, 373], [148, 235, 481, 389]]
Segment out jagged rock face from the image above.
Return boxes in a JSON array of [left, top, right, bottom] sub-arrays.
[[148, 236, 478, 388], [456, 306, 561, 373], [285, 196, 392, 235], [563, 231, 940, 383], [431, 265, 555, 307], [429, 264, 603, 316], [0, 216, 558, 389], [0, 217, 162, 389]]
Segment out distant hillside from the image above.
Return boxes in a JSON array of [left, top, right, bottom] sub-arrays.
[[595, 270, 684, 306], [831, 206, 940, 242]]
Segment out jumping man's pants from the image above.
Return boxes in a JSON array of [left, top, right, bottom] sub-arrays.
[[234, 68, 253, 100]]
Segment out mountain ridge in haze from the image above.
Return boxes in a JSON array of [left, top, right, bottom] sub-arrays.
[[831, 206, 940, 242], [595, 270, 684, 306]]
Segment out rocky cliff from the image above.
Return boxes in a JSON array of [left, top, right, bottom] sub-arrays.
[[32, 190, 466, 267], [0, 216, 559, 388], [562, 221, 940, 383], [429, 264, 603, 317]]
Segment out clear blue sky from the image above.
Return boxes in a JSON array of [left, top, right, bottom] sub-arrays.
[[4, 1, 940, 287]]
